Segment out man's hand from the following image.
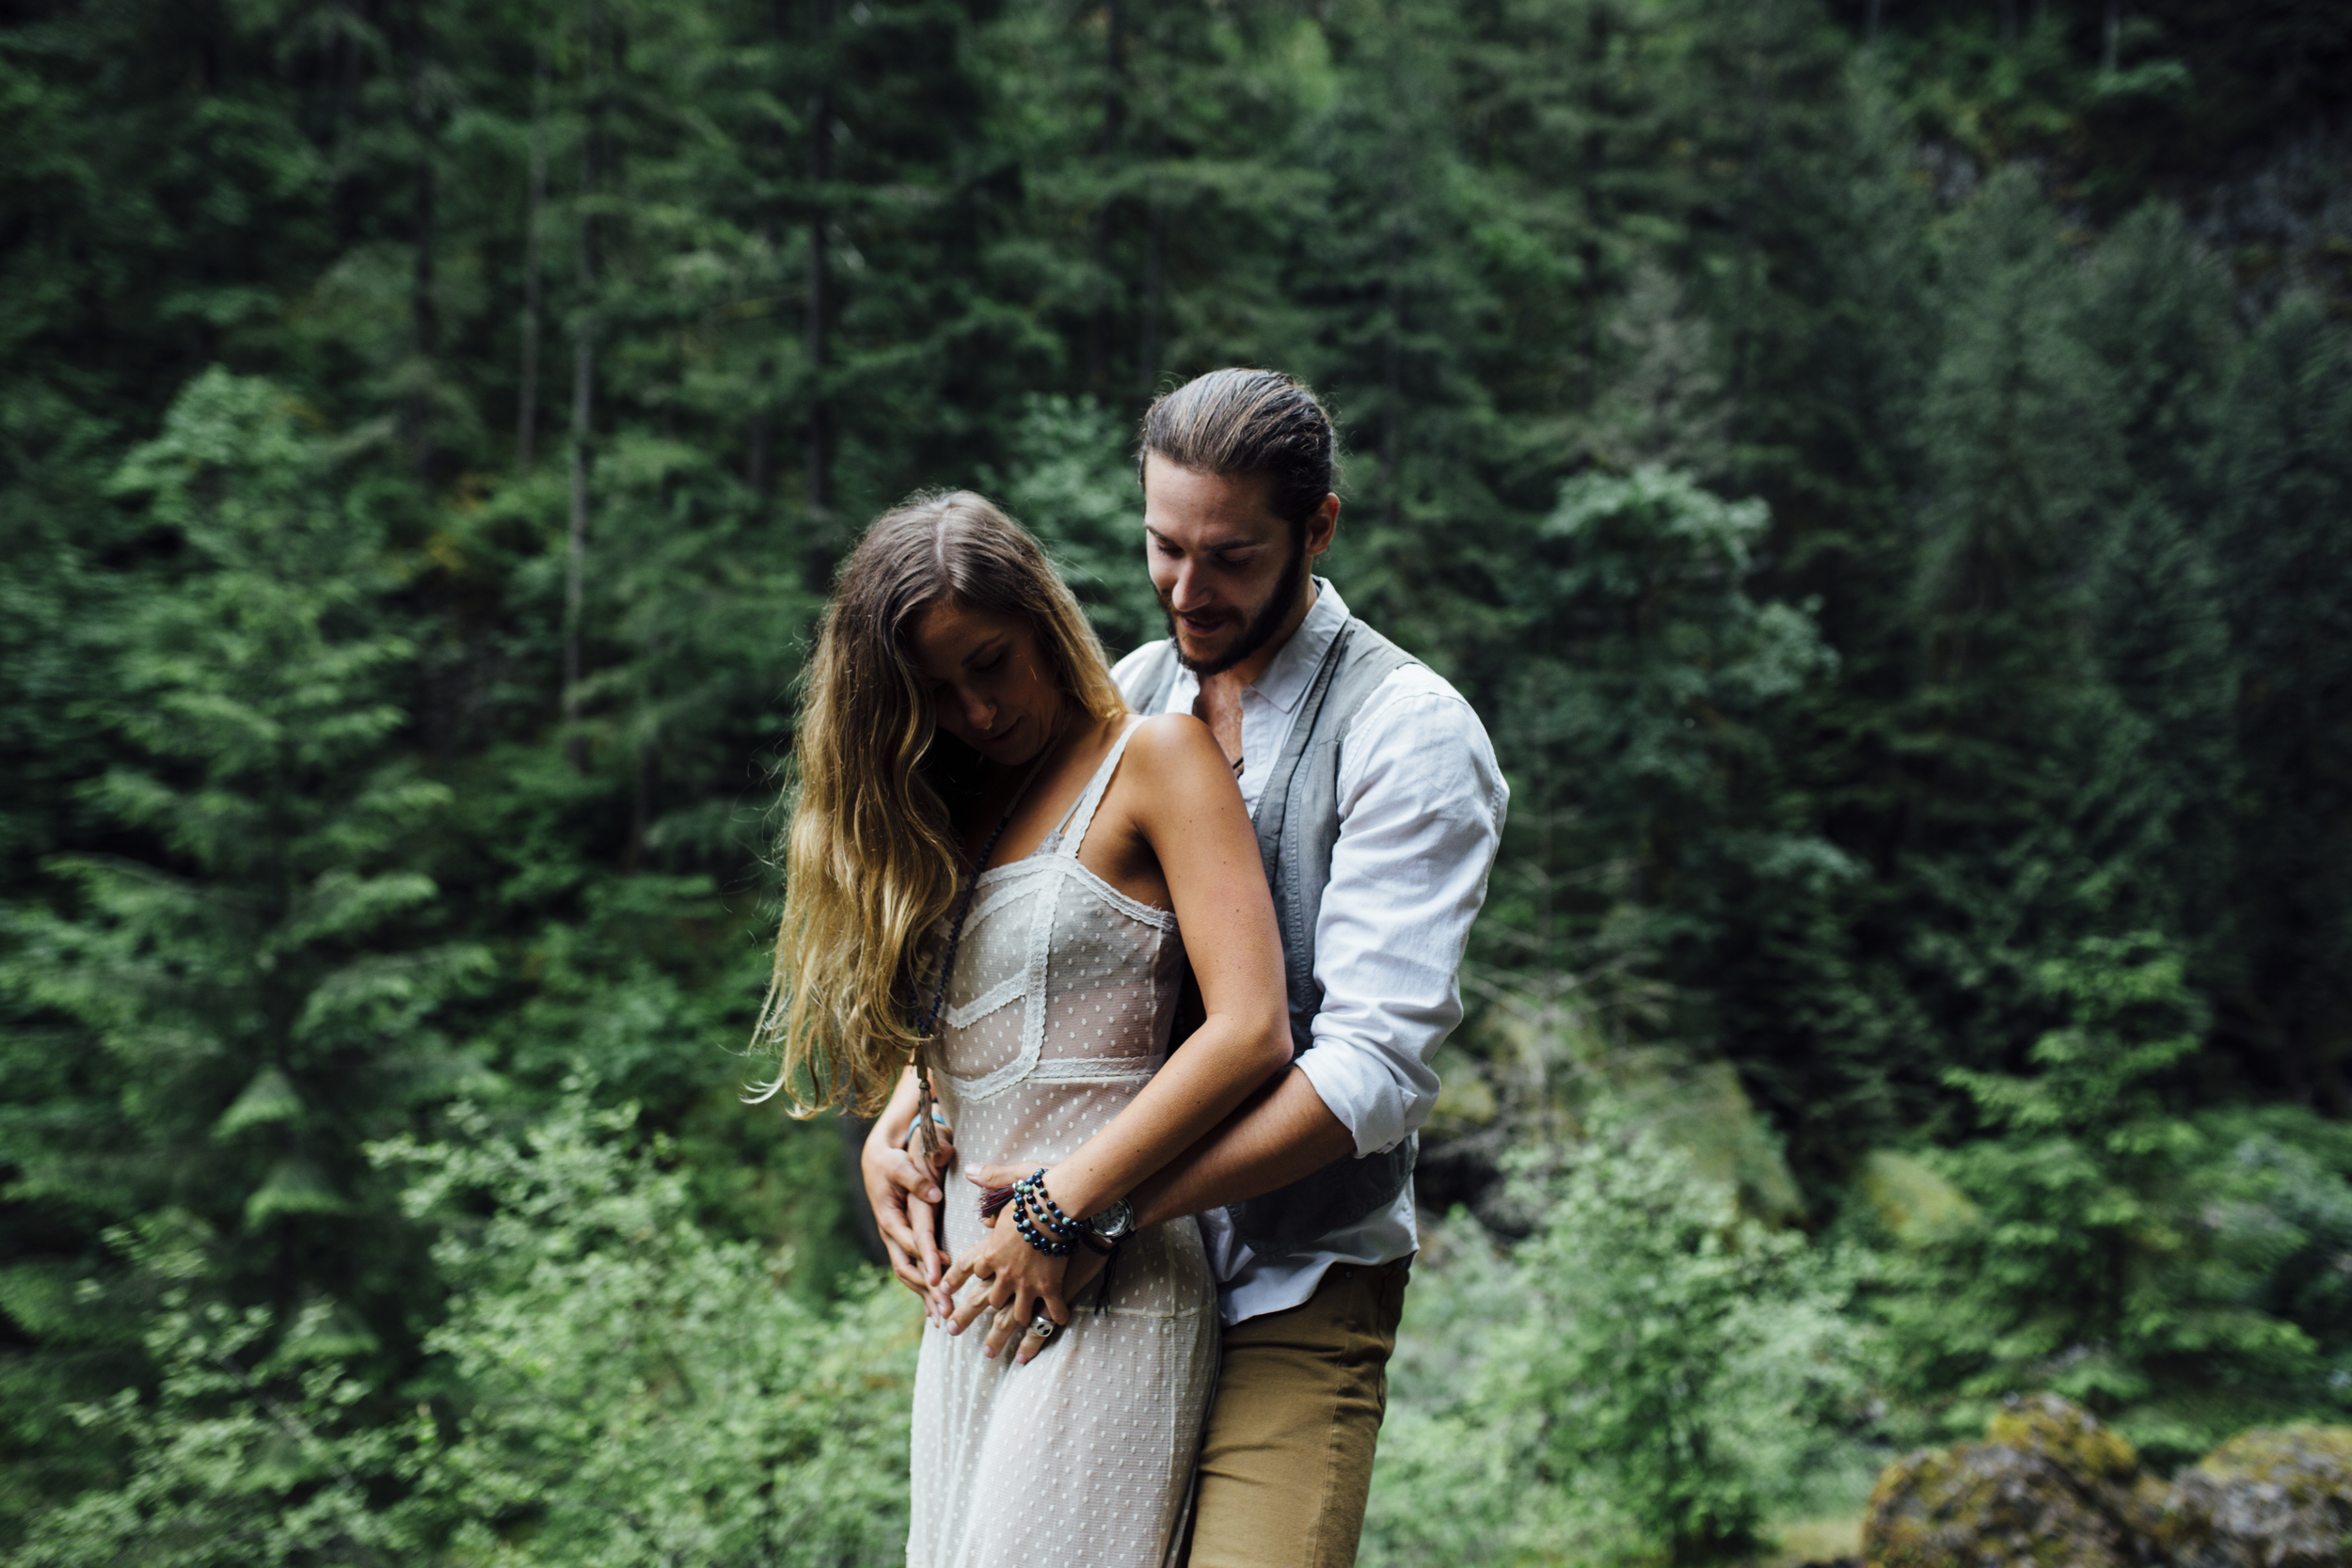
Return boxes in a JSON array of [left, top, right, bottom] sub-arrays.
[[862, 1114, 958, 1321]]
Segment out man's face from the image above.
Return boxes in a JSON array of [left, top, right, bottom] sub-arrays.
[[1142, 453, 1329, 677]]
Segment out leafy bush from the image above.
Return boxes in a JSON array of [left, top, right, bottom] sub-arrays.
[[1363, 1111, 1871, 1567], [382, 1090, 915, 1567], [1867, 936, 2352, 1463], [15, 1089, 918, 1567]]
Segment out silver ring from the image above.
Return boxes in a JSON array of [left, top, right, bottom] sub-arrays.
[[1025, 1315, 1055, 1340]]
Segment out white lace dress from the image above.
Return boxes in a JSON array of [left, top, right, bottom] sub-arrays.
[[906, 719, 1217, 1568]]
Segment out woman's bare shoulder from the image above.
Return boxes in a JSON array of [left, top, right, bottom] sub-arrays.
[[1121, 710, 1224, 771], [1114, 712, 1241, 809]]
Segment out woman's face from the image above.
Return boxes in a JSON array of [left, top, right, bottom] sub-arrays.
[[906, 599, 1065, 769]]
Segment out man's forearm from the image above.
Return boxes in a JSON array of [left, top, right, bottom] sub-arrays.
[[1128, 1064, 1355, 1231]]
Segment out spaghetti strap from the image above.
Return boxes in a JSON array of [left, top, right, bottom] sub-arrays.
[[1049, 715, 1147, 855]]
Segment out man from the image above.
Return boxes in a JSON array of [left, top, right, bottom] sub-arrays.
[[865, 367, 1506, 1568]]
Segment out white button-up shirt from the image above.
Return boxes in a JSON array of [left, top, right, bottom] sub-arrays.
[[1113, 580, 1508, 1325]]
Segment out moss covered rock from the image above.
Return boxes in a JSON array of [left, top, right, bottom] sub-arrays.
[[1864, 1394, 2165, 1567], [2153, 1424, 2352, 1568]]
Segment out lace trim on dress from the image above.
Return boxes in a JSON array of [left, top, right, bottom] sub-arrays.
[[942, 719, 1153, 1102]]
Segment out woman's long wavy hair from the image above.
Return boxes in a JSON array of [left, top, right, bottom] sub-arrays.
[[749, 490, 1127, 1117]]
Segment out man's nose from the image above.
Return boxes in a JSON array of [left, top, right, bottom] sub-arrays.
[[1168, 557, 1212, 612]]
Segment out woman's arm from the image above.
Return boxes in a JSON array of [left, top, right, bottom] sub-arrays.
[[944, 714, 1291, 1345]]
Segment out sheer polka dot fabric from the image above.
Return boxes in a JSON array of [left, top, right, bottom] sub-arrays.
[[909, 720, 1216, 1568]]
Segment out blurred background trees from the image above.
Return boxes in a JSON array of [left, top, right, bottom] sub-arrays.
[[3, 0, 2350, 1560]]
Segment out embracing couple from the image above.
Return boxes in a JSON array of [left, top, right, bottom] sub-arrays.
[[755, 368, 1506, 1568]]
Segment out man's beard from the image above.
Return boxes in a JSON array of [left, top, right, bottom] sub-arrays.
[[1167, 532, 1309, 678]]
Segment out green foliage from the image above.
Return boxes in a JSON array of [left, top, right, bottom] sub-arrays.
[[14, 1090, 915, 1568], [1868, 937, 2352, 1464], [2206, 297, 2352, 1102], [982, 393, 1161, 657], [1474, 463, 1847, 1107], [13, 1288, 440, 1568], [380, 1090, 914, 1567], [0, 371, 479, 1511], [1364, 1117, 1870, 1567], [5, 0, 2352, 1550]]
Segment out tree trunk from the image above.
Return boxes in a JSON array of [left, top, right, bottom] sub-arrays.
[[1382, 238, 1402, 532], [626, 738, 653, 870], [331, 1, 364, 245], [563, 9, 603, 768], [517, 43, 549, 473], [1728, 0, 1777, 422], [1136, 165, 1166, 401], [1578, 5, 1609, 414], [804, 0, 836, 593], [748, 356, 775, 505], [406, 0, 437, 487], [1087, 0, 1128, 397]]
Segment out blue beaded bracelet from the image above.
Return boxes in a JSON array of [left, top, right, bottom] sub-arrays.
[[1010, 1178, 1072, 1258]]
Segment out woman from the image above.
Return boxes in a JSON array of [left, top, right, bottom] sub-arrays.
[[751, 490, 1291, 1568]]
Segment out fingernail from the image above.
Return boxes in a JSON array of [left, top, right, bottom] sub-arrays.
[[927, 1188, 941, 1202]]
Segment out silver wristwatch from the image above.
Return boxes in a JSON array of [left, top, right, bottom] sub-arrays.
[[1085, 1197, 1136, 1242]]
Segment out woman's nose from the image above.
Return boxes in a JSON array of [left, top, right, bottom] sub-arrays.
[[960, 689, 994, 732]]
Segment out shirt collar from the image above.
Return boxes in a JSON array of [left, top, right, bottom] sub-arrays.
[[1164, 578, 1350, 713], [1248, 578, 1348, 715]]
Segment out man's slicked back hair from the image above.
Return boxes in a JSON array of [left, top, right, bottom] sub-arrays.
[[1138, 369, 1339, 533]]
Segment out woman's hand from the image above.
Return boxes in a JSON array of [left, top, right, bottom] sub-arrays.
[[942, 1169, 1073, 1359], [958, 1162, 1114, 1364]]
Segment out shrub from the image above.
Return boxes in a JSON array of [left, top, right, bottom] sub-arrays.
[[14, 1088, 918, 1567], [1364, 1110, 1871, 1566]]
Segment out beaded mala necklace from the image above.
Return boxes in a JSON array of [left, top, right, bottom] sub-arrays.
[[904, 739, 1058, 1167]]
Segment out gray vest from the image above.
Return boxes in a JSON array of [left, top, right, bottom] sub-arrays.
[[1125, 616, 1419, 1250]]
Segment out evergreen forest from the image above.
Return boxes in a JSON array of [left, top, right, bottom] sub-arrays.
[[4, 0, 2351, 1561]]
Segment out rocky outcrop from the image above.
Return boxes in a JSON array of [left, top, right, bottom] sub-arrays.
[[1864, 1394, 2166, 1568], [2153, 1425, 2352, 1568], [1864, 1398, 2352, 1568]]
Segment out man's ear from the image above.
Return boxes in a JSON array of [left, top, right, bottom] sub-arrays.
[[1305, 492, 1340, 562]]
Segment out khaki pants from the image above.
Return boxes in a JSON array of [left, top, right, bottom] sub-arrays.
[[1184, 1259, 1410, 1568]]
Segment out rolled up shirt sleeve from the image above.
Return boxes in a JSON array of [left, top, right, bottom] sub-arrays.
[[1293, 675, 1508, 1159]]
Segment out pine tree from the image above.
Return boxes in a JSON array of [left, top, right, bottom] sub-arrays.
[[0, 373, 481, 1490], [1873, 167, 2129, 1086], [2206, 299, 2352, 1107], [2074, 201, 2241, 959]]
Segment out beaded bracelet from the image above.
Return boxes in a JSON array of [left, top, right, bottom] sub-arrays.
[[980, 1168, 1118, 1265], [1010, 1178, 1072, 1258], [1027, 1174, 1080, 1240]]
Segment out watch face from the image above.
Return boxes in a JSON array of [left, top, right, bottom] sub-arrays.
[[1092, 1198, 1135, 1240]]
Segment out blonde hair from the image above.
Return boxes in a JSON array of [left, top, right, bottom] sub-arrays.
[[749, 490, 1127, 1116]]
